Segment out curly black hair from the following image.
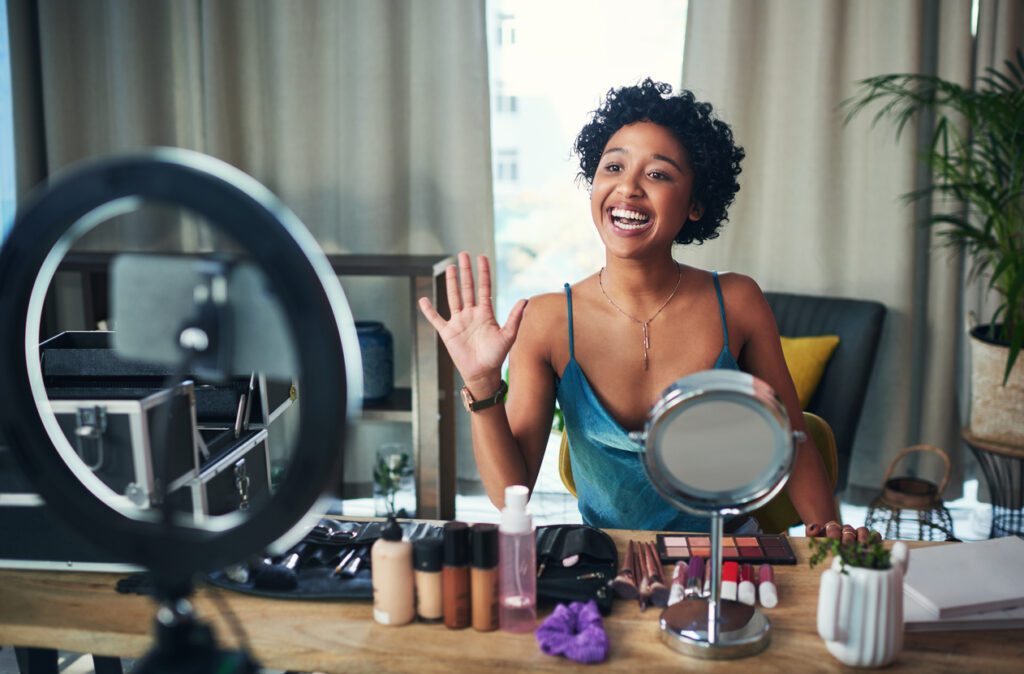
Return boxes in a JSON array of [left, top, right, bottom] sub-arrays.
[[574, 79, 745, 245]]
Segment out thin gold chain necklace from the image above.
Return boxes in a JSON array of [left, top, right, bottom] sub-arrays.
[[598, 262, 682, 370]]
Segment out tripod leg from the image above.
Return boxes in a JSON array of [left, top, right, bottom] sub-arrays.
[[14, 648, 58, 674], [93, 655, 124, 674]]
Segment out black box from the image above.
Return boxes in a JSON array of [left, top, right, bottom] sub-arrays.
[[169, 428, 273, 522], [0, 440, 142, 571], [0, 331, 289, 571], [48, 383, 199, 507], [40, 331, 295, 428]]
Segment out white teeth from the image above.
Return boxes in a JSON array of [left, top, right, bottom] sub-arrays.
[[611, 208, 649, 221], [610, 207, 651, 230]]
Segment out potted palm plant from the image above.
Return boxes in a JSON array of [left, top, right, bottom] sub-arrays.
[[845, 50, 1024, 445]]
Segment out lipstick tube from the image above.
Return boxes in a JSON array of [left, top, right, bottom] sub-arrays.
[[758, 564, 778, 608], [721, 561, 739, 601], [738, 563, 756, 606]]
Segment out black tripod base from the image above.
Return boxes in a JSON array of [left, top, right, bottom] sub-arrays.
[[133, 601, 259, 674]]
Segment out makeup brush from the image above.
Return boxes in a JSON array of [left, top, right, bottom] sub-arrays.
[[610, 539, 639, 599], [684, 556, 705, 599], [637, 541, 653, 611], [643, 542, 670, 607], [332, 547, 359, 576], [667, 560, 688, 606], [253, 543, 307, 591], [338, 546, 369, 579]]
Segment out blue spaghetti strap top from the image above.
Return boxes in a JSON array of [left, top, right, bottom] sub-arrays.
[[555, 271, 740, 532]]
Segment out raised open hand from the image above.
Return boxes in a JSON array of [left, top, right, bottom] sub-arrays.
[[418, 252, 528, 394]]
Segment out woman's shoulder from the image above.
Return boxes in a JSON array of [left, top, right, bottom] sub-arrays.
[[515, 290, 569, 339], [711, 271, 776, 334], [522, 276, 597, 318], [713, 270, 765, 300]]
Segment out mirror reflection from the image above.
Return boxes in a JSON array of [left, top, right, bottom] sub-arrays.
[[653, 399, 780, 499], [36, 201, 299, 529]]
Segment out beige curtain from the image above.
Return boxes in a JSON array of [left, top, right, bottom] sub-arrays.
[[8, 0, 493, 492], [679, 0, 974, 500]]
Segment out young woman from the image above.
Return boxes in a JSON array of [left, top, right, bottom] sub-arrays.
[[420, 79, 867, 542]]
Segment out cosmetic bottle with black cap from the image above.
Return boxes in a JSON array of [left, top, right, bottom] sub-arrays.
[[371, 515, 414, 626], [442, 521, 471, 629], [413, 538, 444, 623], [471, 523, 499, 631]]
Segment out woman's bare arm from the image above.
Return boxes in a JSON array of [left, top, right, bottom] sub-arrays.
[[725, 274, 840, 529], [418, 252, 557, 508]]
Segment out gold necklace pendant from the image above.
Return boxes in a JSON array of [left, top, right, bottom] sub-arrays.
[[599, 264, 682, 372]]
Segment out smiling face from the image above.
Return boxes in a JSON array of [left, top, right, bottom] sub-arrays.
[[590, 121, 701, 258]]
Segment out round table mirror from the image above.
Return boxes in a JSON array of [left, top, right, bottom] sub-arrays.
[[640, 370, 797, 659]]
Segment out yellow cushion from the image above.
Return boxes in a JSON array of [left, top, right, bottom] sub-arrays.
[[751, 411, 839, 533], [780, 335, 840, 409]]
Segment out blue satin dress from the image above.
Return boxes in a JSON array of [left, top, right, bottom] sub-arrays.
[[555, 272, 743, 532]]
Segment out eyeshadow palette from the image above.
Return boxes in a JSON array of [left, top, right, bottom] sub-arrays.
[[655, 533, 796, 565]]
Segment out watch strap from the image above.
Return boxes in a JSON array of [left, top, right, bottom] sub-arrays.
[[461, 379, 508, 412]]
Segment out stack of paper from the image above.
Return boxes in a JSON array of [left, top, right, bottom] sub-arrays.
[[903, 536, 1024, 632]]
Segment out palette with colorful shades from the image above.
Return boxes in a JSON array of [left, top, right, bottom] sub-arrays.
[[656, 533, 797, 565]]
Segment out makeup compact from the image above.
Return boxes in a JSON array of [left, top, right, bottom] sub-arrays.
[[636, 370, 798, 660], [656, 533, 796, 565]]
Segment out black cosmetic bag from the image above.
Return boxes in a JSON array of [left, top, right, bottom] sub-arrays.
[[535, 524, 618, 615]]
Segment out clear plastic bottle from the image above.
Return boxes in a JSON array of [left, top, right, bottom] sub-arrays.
[[498, 485, 536, 632]]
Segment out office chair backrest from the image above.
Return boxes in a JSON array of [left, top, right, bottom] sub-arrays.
[[765, 292, 886, 493]]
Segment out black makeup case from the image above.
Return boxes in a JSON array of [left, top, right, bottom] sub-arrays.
[[41, 330, 286, 521], [0, 331, 292, 571], [201, 521, 619, 612], [535, 524, 618, 616]]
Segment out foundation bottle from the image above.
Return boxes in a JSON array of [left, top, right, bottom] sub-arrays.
[[371, 515, 414, 626], [413, 538, 444, 623], [442, 521, 471, 629], [471, 523, 499, 632]]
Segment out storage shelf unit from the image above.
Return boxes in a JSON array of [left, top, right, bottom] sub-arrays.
[[52, 252, 458, 520], [326, 254, 456, 520]]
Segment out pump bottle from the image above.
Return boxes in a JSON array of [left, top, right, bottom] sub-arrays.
[[498, 485, 536, 632], [371, 515, 414, 626]]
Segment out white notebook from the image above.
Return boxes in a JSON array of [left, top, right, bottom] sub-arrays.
[[903, 536, 1024, 619], [904, 592, 1024, 632]]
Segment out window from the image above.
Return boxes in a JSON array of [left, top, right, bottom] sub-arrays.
[[495, 81, 518, 114], [495, 149, 519, 182], [485, 0, 688, 514], [0, 2, 16, 242], [496, 13, 517, 47]]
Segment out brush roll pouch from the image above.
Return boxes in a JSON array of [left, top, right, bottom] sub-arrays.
[[536, 524, 618, 615], [205, 518, 442, 600]]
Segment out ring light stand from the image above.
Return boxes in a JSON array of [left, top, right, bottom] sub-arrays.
[[0, 150, 362, 672]]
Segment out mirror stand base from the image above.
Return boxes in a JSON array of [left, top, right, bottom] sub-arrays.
[[658, 599, 771, 660]]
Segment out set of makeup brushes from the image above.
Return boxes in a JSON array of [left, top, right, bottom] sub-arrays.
[[609, 539, 781, 612], [610, 539, 672, 610]]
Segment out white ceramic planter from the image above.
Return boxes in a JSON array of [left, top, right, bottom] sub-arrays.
[[816, 542, 909, 668]]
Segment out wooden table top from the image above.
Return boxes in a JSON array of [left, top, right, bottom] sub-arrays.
[[1, 530, 1021, 673]]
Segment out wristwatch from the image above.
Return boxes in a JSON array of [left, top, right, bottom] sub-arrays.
[[461, 379, 508, 412]]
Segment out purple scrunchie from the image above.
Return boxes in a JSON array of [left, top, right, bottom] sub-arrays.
[[535, 600, 610, 664]]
